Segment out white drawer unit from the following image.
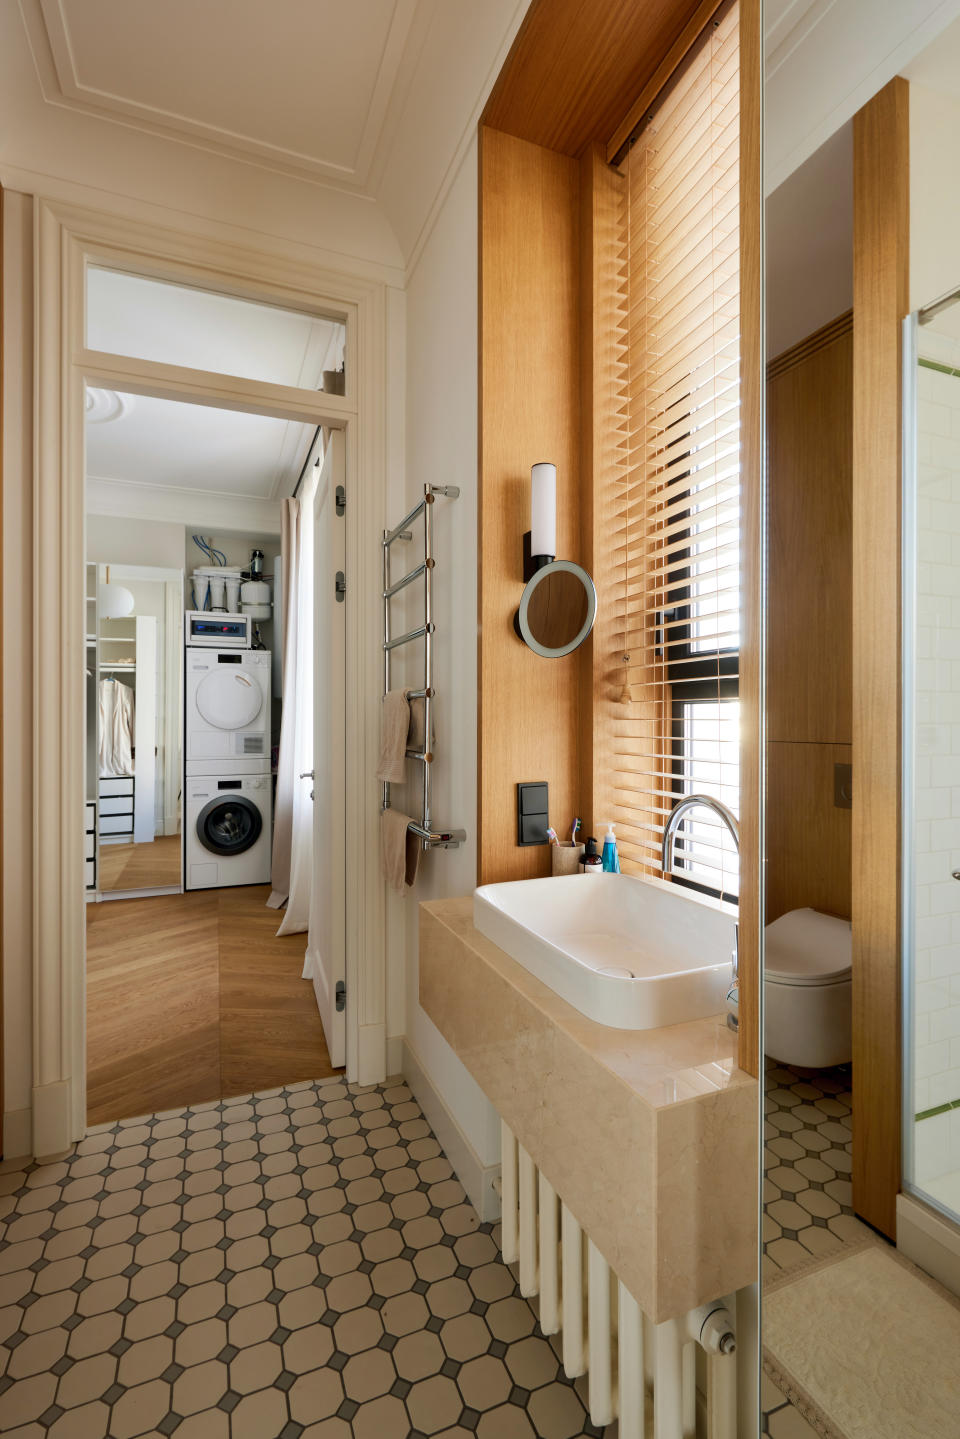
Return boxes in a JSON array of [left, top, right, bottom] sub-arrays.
[[100, 813, 135, 836], [100, 795, 134, 817], [99, 776, 134, 797], [98, 776, 134, 838], [85, 801, 97, 892]]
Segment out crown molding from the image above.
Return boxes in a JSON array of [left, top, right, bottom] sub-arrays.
[[20, 0, 419, 194]]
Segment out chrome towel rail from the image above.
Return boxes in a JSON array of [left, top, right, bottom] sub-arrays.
[[381, 485, 465, 852]]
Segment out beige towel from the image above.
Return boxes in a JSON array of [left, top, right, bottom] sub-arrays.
[[407, 696, 433, 752], [376, 690, 411, 783], [380, 809, 420, 894]]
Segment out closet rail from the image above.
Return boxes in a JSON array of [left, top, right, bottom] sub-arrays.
[[382, 485, 466, 851]]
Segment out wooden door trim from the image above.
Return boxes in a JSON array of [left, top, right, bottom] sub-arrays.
[[851, 77, 909, 1239]]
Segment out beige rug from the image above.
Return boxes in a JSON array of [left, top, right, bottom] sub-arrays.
[[764, 1245, 960, 1439]]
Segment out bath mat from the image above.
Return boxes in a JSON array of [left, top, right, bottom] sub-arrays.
[[763, 1245, 960, 1439]]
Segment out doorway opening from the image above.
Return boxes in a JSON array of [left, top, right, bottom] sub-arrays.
[[82, 273, 349, 1126]]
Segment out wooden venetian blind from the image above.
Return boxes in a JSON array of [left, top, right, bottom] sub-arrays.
[[610, 2, 741, 897]]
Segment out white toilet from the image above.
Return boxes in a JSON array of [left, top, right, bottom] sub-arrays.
[[764, 907, 852, 1068]]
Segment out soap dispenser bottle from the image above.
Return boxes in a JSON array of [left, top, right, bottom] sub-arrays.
[[600, 822, 621, 874], [580, 837, 603, 875]]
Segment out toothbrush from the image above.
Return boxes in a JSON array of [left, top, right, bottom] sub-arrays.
[[571, 817, 581, 845], [546, 826, 559, 846]]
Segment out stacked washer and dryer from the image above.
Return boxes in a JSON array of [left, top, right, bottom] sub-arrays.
[[184, 615, 273, 891]]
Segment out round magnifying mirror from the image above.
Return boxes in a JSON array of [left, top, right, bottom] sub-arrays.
[[514, 560, 597, 657]]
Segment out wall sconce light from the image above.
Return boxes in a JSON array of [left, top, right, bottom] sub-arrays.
[[523, 461, 557, 581], [514, 462, 598, 659]]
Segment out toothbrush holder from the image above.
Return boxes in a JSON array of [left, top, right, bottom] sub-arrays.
[[551, 841, 584, 876]]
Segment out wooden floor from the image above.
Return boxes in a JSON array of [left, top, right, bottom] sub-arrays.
[[86, 884, 339, 1125], [99, 832, 182, 891]]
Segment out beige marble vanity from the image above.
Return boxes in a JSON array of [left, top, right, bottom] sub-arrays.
[[419, 897, 759, 1324]]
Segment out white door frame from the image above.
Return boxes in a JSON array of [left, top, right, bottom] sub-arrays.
[[33, 198, 388, 1154]]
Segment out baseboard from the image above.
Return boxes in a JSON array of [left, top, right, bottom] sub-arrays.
[[897, 1191, 960, 1300], [402, 1039, 501, 1223], [2, 1107, 31, 1165], [386, 1035, 403, 1077], [32, 1079, 72, 1161], [357, 1023, 386, 1086]]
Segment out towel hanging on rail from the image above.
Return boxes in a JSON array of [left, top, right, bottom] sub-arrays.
[[376, 690, 411, 784]]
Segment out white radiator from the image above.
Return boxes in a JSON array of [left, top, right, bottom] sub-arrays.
[[499, 1122, 746, 1439]]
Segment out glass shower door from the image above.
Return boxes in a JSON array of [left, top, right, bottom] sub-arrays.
[[903, 298, 960, 1223]]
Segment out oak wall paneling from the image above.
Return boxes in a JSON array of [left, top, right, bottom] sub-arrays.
[[765, 313, 853, 928], [579, 144, 626, 836], [483, 0, 714, 156], [767, 314, 853, 748], [477, 127, 582, 885], [766, 743, 853, 924], [851, 77, 909, 1240]]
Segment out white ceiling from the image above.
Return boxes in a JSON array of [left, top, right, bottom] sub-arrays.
[[87, 268, 344, 387], [85, 391, 315, 501], [84, 268, 338, 507], [902, 11, 960, 99], [23, 0, 421, 189]]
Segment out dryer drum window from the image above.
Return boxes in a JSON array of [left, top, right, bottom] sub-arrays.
[[196, 795, 263, 856]]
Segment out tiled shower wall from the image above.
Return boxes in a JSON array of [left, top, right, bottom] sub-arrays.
[[912, 337, 960, 1184]]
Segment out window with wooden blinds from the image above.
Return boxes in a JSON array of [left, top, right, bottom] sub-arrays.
[[611, 2, 740, 900]]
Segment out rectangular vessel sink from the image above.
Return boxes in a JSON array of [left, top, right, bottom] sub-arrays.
[[473, 873, 736, 1030]]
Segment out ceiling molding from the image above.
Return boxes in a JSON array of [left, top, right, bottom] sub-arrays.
[[86, 476, 283, 535], [21, 0, 420, 193]]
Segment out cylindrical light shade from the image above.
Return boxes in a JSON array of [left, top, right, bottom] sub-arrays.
[[531, 462, 557, 559]]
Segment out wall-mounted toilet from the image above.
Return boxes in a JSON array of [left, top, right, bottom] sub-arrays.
[[765, 907, 852, 1068]]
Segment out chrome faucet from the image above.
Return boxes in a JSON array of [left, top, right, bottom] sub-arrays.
[[661, 794, 741, 1031]]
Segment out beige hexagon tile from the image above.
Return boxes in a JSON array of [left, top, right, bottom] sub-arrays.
[[0, 1076, 607, 1437]]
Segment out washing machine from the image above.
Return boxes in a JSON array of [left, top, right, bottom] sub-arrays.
[[185, 773, 272, 890], [186, 648, 271, 775]]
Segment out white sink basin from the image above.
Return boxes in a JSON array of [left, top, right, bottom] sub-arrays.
[[473, 873, 736, 1030]]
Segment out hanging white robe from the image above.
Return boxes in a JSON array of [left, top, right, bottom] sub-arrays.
[[99, 678, 135, 776]]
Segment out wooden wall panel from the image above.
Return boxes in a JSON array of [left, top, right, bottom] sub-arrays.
[[737, 0, 763, 1079], [766, 742, 853, 924], [478, 128, 582, 884], [851, 78, 909, 1240], [767, 316, 853, 748], [579, 144, 626, 835], [482, 0, 710, 157], [765, 315, 853, 931]]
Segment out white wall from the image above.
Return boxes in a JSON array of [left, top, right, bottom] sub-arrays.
[[910, 84, 960, 312], [2, 192, 34, 1160], [911, 337, 960, 1187], [87, 514, 185, 570], [393, 136, 499, 1175]]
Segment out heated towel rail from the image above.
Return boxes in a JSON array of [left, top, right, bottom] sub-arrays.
[[382, 485, 466, 850]]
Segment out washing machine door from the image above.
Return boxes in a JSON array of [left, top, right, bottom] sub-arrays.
[[195, 669, 263, 731], [196, 794, 263, 856]]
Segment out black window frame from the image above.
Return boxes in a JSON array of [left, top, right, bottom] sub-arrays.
[[656, 425, 740, 903]]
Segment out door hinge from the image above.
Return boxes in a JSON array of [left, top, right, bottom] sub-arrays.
[[335, 571, 346, 603], [335, 980, 346, 1013], [335, 484, 346, 517]]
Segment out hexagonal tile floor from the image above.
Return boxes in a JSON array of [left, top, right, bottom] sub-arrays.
[[763, 1058, 873, 1279], [0, 1077, 609, 1438]]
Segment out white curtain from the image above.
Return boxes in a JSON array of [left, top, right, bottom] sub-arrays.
[[267, 453, 320, 934]]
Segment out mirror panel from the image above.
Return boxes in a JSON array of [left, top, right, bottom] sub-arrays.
[[516, 560, 597, 657], [91, 564, 184, 893]]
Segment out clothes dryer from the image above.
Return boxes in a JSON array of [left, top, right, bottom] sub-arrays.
[[185, 648, 271, 775]]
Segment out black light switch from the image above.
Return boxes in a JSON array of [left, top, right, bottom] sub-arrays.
[[517, 782, 549, 846]]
